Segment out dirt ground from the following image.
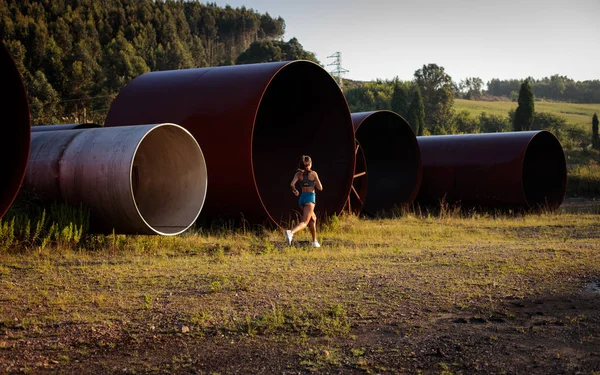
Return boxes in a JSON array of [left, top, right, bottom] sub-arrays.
[[2, 287, 599, 374], [2, 210, 600, 374]]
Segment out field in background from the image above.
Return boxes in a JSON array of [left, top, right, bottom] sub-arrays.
[[1, 212, 600, 373], [455, 99, 600, 134]]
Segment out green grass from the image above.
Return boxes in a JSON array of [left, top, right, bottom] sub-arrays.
[[455, 99, 600, 134], [1, 212, 600, 373], [1, 212, 599, 330]]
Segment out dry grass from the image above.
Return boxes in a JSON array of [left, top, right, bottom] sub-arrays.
[[1, 211, 600, 373], [1, 212, 599, 331]]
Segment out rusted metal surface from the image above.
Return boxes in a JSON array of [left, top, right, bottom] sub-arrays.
[[0, 41, 31, 219], [105, 61, 355, 226], [351, 111, 422, 215], [25, 124, 207, 235], [417, 131, 567, 210], [345, 140, 368, 215], [31, 123, 101, 132]]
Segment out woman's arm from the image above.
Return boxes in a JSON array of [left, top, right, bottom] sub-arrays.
[[313, 171, 323, 191], [290, 172, 300, 196]]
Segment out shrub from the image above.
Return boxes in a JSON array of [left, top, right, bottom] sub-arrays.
[[479, 112, 511, 133], [567, 162, 600, 198], [453, 109, 480, 134]]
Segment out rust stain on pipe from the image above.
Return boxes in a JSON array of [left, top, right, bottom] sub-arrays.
[[0, 41, 31, 219], [417, 131, 567, 210], [105, 61, 355, 226], [351, 111, 422, 215], [25, 124, 207, 235]]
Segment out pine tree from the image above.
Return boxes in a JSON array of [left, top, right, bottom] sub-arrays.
[[390, 82, 409, 118], [592, 113, 599, 150], [407, 85, 425, 136], [513, 80, 535, 131]]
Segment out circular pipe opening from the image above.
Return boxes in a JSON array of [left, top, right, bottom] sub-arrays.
[[0, 43, 30, 218], [522, 131, 566, 209], [132, 125, 207, 235], [354, 111, 421, 214], [251, 62, 355, 224]]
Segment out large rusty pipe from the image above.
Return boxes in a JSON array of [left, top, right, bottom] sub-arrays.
[[25, 124, 207, 235], [416, 131, 567, 210], [351, 111, 422, 215], [105, 61, 355, 226], [0, 41, 31, 219], [31, 123, 101, 132]]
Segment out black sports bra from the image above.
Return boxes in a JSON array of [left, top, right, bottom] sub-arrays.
[[302, 172, 315, 187]]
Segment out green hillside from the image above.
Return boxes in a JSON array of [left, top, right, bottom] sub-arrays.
[[0, 0, 307, 125]]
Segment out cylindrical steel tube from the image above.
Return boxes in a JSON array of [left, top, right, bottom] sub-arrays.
[[417, 131, 567, 210], [31, 123, 101, 132], [25, 124, 207, 235], [105, 61, 355, 226], [0, 41, 31, 219], [351, 111, 422, 215]]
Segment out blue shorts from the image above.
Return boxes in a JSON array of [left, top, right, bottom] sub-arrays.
[[298, 192, 316, 206]]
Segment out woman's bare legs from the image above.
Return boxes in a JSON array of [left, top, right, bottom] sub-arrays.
[[308, 212, 317, 242], [286, 204, 319, 246], [291, 203, 315, 235]]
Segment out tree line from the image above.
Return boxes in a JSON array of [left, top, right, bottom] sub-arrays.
[[487, 76, 600, 104], [0, 0, 318, 125], [1, 0, 598, 149], [344, 67, 598, 150], [344, 64, 456, 136]]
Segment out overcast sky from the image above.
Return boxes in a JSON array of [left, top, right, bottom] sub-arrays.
[[209, 0, 599, 86]]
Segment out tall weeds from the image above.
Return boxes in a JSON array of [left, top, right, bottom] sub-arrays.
[[0, 201, 90, 252]]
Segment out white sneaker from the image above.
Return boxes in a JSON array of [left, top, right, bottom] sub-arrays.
[[285, 230, 293, 245], [313, 241, 321, 248]]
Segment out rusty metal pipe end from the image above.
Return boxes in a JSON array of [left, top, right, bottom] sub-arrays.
[[522, 130, 566, 209], [0, 42, 31, 219], [417, 130, 566, 210], [26, 124, 207, 235], [251, 61, 356, 226], [106, 61, 355, 227], [351, 111, 422, 215], [129, 124, 207, 235]]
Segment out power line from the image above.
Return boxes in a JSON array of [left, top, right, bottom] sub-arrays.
[[40, 94, 117, 107], [327, 52, 349, 89], [31, 107, 111, 122]]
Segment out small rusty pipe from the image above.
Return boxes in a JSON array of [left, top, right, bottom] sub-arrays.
[[0, 41, 31, 219], [25, 124, 207, 235], [351, 111, 422, 215], [105, 61, 355, 226], [416, 131, 567, 210], [31, 124, 101, 132]]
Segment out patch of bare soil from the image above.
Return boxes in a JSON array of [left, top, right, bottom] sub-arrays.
[[2, 288, 600, 374]]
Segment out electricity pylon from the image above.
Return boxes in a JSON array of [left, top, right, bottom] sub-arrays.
[[327, 52, 349, 88]]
